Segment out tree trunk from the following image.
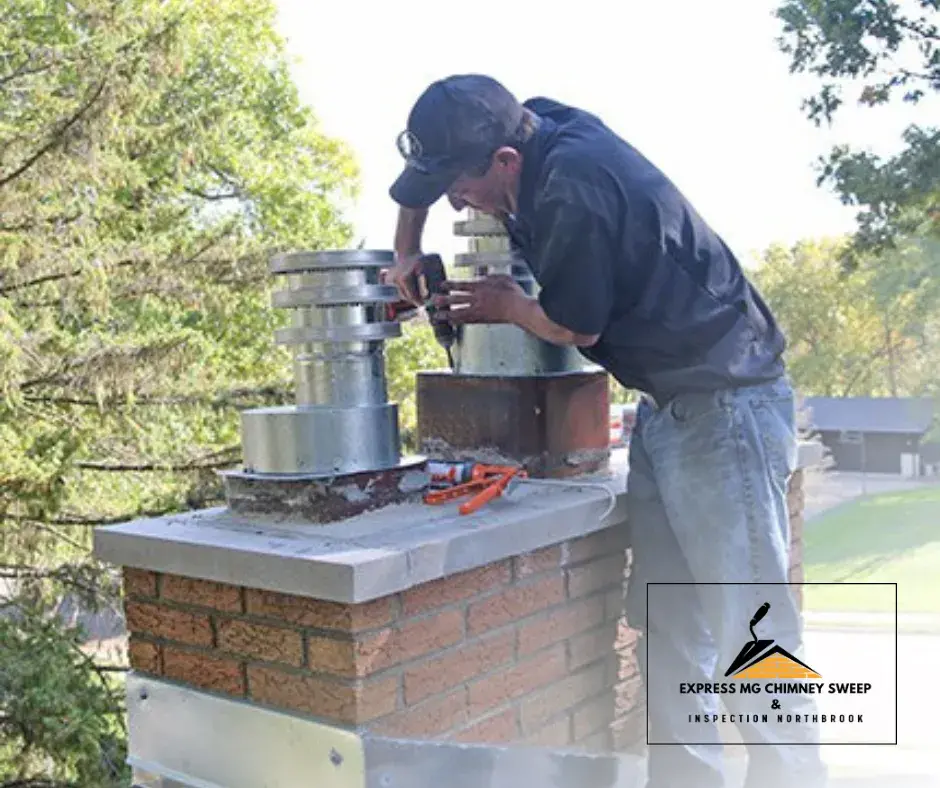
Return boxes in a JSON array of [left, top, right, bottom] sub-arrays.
[[884, 316, 898, 397]]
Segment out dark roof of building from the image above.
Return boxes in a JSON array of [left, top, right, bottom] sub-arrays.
[[802, 396, 936, 435]]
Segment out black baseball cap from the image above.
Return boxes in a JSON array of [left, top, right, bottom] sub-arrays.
[[390, 74, 525, 209]]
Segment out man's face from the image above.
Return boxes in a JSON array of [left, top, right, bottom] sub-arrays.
[[445, 147, 522, 217]]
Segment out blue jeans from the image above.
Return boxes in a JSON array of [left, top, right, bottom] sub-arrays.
[[624, 377, 828, 788]]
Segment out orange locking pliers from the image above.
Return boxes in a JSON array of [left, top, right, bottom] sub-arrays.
[[423, 465, 527, 515]]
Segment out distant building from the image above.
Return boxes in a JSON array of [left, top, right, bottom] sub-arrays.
[[802, 396, 938, 476]]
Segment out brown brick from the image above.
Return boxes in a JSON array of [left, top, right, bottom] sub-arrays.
[[614, 620, 639, 653], [404, 629, 515, 705], [370, 689, 468, 738], [248, 665, 397, 724], [308, 608, 465, 678], [453, 708, 518, 744], [573, 694, 616, 739], [567, 554, 626, 599], [569, 624, 617, 671], [305, 636, 355, 677], [615, 674, 644, 716], [790, 513, 805, 536], [615, 644, 641, 682], [216, 619, 303, 666], [787, 470, 804, 511], [789, 537, 804, 569], [517, 595, 604, 656], [161, 574, 243, 613], [402, 562, 511, 616], [789, 577, 805, 604], [513, 546, 562, 579], [467, 575, 565, 636], [524, 715, 571, 747], [124, 567, 157, 598], [793, 586, 804, 611], [792, 524, 805, 549], [163, 647, 245, 696], [467, 645, 566, 716], [789, 492, 804, 517], [244, 589, 394, 632], [128, 637, 161, 674], [566, 528, 628, 565], [125, 601, 212, 647], [360, 609, 464, 673], [519, 661, 607, 733]]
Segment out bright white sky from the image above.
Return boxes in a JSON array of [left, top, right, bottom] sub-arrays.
[[273, 0, 935, 268]]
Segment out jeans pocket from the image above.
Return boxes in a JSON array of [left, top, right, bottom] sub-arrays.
[[752, 396, 797, 481]]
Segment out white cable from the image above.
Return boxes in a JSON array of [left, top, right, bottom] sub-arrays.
[[515, 477, 619, 522]]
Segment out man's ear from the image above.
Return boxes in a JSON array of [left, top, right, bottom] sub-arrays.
[[494, 146, 522, 173]]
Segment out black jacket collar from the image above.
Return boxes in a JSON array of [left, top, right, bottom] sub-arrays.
[[515, 103, 560, 220]]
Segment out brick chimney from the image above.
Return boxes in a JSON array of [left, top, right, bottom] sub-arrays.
[[91, 242, 818, 786], [94, 451, 814, 786], [118, 526, 638, 749]]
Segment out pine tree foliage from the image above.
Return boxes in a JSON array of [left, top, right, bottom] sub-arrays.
[[1, 1, 357, 783]]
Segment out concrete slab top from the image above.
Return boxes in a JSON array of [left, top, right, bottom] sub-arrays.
[[92, 441, 821, 604], [93, 452, 630, 604]]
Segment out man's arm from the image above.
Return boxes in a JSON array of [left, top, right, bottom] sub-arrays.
[[436, 274, 600, 346], [515, 294, 600, 347], [435, 179, 617, 343], [394, 206, 428, 259], [528, 176, 616, 340]]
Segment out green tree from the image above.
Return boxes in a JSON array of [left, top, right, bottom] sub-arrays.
[[863, 235, 940, 395], [775, 0, 939, 249], [755, 238, 883, 395], [754, 235, 940, 396], [0, 0, 356, 783]]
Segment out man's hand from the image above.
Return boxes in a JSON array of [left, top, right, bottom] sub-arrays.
[[389, 207, 430, 304], [433, 275, 529, 324], [385, 253, 423, 305], [434, 275, 601, 348]]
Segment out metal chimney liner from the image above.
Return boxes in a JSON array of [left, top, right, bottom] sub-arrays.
[[451, 211, 587, 376], [239, 249, 406, 477]]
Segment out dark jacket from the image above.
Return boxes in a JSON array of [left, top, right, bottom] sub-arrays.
[[504, 97, 786, 404]]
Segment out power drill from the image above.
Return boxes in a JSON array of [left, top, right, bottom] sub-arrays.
[[387, 253, 456, 370]]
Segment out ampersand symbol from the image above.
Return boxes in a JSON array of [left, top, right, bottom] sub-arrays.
[[771, 699, 780, 710]]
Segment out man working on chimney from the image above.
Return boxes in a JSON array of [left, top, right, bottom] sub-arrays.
[[384, 74, 827, 788]]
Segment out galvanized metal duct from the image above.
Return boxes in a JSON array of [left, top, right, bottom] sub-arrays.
[[239, 250, 403, 476], [451, 210, 586, 376], [126, 675, 645, 788]]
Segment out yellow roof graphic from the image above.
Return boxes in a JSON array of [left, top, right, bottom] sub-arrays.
[[734, 651, 821, 679]]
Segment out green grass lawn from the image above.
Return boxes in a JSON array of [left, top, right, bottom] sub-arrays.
[[803, 485, 940, 613]]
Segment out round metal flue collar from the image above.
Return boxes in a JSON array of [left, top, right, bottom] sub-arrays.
[[449, 210, 585, 376], [239, 247, 409, 477], [269, 249, 395, 273]]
